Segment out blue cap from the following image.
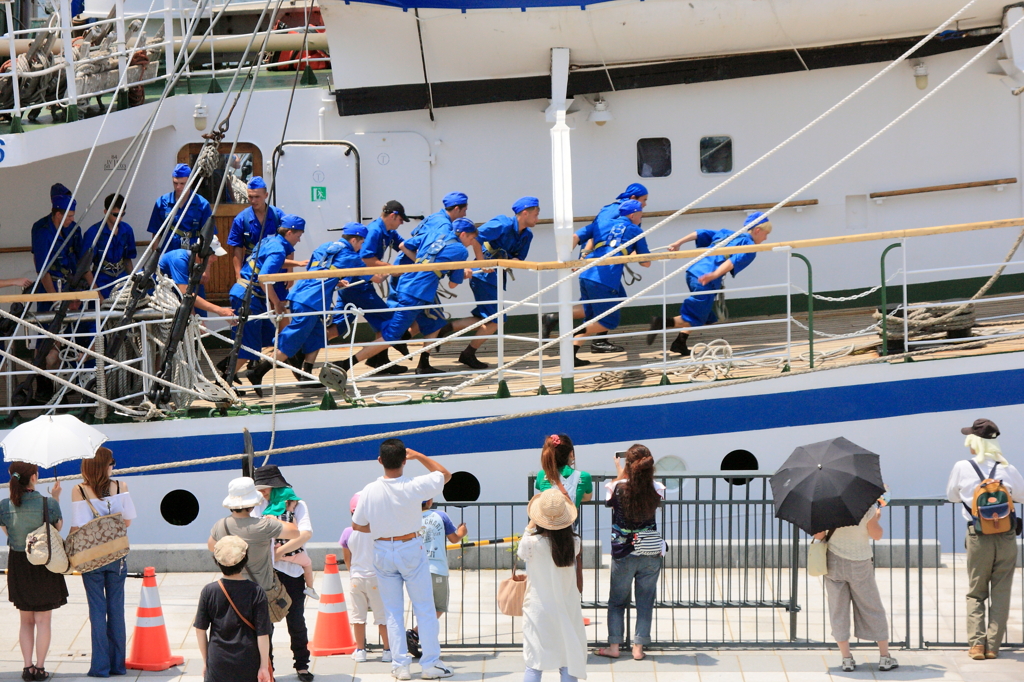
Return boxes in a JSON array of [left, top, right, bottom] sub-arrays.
[[342, 222, 368, 238], [453, 218, 478, 233], [616, 183, 648, 201], [50, 183, 72, 200], [52, 195, 77, 212], [172, 164, 191, 178], [618, 199, 643, 217], [512, 196, 540, 214], [247, 176, 267, 190], [281, 214, 305, 231], [442, 192, 469, 208], [744, 211, 769, 229]]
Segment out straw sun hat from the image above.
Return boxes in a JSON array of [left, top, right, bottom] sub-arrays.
[[527, 488, 577, 530]]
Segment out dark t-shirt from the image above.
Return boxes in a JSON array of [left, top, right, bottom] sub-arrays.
[[606, 484, 661, 560], [194, 579, 271, 682]]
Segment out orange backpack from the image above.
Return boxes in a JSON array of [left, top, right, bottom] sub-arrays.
[[967, 461, 1016, 535]]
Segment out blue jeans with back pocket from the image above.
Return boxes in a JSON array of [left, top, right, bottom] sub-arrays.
[[82, 557, 128, 677]]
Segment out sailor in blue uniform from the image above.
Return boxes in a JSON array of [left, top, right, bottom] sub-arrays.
[[542, 182, 649, 352], [361, 200, 410, 267], [31, 193, 90, 313], [650, 212, 773, 356], [390, 192, 482, 294], [226, 214, 306, 390], [157, 235, 234, 319], [243, 225, 367, 390], [570, 199, 651, 367], [83, 193, 137, 299], [227, 177, 286, 279], [147, 164, 213, 253], [448, 197, 539, 369], [347, 219, 478, 375]]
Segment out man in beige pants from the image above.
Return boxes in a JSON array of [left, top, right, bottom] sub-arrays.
[[946, 418, 1024, 660]]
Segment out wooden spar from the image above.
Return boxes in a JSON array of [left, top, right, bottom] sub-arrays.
[[258, 216, 1024, 282], [0, 290, 100, 303], [869, 178, 1017, 199], [0, 32, 329, 58], [533, 199, 819, 226]]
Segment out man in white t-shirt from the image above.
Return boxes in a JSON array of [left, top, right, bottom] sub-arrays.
[[352, 439, 452, 680]]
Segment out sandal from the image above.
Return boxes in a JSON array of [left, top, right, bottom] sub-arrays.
[[22, 667, 35, 682], [594, 648, 620, 659], [33, 667, 49, 681]]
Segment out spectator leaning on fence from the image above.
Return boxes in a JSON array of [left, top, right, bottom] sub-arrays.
[[946, 418, 1024, 660], [813, 497, 896, 673]]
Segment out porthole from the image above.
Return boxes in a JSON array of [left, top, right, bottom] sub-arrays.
[[637, 138, 672, 178], [161, 489, 200, 526], [655, 455, 687, 493], [721, 449, 758, 486], [700, 136, 733, 174], [443, 471, 481, 503]]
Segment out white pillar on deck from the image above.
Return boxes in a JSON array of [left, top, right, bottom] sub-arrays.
[[548, 47, 575, 393], [58, 0, 78, 115]]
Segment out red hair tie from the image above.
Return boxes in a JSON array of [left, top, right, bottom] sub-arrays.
[[549, 434, 561, 446]]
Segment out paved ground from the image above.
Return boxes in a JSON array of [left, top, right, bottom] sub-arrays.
[[2, 568, 1022, 681]]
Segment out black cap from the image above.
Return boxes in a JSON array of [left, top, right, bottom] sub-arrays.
[[253, 464, 291, 489], [383, 200, 409, 222], [961, 418, 1000, 439]]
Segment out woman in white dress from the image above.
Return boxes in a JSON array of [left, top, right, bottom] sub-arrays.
[[517, 488, 588, 682]]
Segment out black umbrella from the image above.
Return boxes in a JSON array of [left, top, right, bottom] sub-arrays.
[[770, 437, 885, 535]]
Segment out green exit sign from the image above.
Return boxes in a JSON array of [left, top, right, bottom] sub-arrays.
[[311, 187, 327, 201]]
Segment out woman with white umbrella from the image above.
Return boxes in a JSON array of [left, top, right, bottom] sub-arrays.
[[1, 463, 68, 681]]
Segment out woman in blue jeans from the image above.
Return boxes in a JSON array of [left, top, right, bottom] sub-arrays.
[[596, 445, 665, 661], [70, 447, 136, 678]]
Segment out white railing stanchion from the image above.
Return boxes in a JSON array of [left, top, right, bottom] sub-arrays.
[[497, 265, 505, 384], [661, 259, 668, 370], [163, 0, 175, 87], [536, 269, 544, 393], [3, 2, 22, 131], [115, 0, 127, 88], [901, 238, 909, 354], [58, 0, 79, 120], [785, 248, 792, 368]]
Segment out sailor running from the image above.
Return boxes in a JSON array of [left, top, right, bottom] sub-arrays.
[[362, 200, 410, 268], [157, 236, 234, 318], [227, 177, 285, 279], [147, 163, 213, 252], [570, 199, 651, 367], [447, 197, 538, 370], [226, 214, 306, 389], [83, 194, 136, 299], [650, 211, 772, 356]]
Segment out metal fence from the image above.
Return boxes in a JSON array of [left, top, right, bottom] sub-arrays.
[[415, 473, 1024, 650]]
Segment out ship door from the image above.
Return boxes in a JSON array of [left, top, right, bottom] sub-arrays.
[[348, 132, 432, 223], [271, 141, 360, 261]]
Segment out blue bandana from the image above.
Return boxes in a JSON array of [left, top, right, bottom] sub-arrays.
[[342, 222, 368, 238], [512, 196, 540, 214], [616, 183, 648, 201], [52, 195, 77, 212], [247, 176, 267, 190], [453, 218, 478, 234], [618, 199, 643, 217], [172, 164, 191, 178], [744, 211, 769, 229], [281, 214, 305, 231], [442, 192, 469, 208]]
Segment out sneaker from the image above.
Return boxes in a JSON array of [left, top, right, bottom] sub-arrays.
[[541, 313, 557, 339], [590, 338, 624, 353], [382, 650, 393, 663], [303, 587, 319, 600], [352, 649, 368, 663], [878, 656, 899, 671], [392, 665, 411, 680], [421, 664, 454, 679], [406, 629, 422, 658], [841, 657, 856, 672]]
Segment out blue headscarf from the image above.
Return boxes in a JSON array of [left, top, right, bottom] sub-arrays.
[[172, 164, 191, 178], [281, 214, 306, 231], [342, 222, 368, 238], [52, 195, 77, 213], [442, 192, 469, 208], [512, 196, 540, 214], [247, 176, 267, 190], [453, 218, 478, 233], [744, 211, 769, 229], [616, 183, 648, 201], [618, 199, 643, 217]]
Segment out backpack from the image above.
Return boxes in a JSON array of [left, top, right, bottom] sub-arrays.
[[965, 460, 1017, 535]]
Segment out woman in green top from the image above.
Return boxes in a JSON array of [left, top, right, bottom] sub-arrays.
[[0, 462, 69, 681], [535, 434, 593, 507]]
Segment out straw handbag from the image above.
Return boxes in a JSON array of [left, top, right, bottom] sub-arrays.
[[25, 498, 70, 574], [497, 562, 528, 617]]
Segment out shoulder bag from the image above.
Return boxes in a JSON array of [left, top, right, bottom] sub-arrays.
[[65, 484, 129, 572], [807, 529, 835, 577], [25, 497, 70, 574], [219, 518, 292, 623], [497, 561, 528, 617]]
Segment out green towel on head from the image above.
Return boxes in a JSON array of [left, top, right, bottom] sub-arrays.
[[263, 487, 302, 516]]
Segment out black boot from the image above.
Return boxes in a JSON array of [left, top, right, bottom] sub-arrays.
[[416, 351, 444, 375], [300, 362, 315, 381], [439, 322, 455, 338], [591, 333, 624, 353], [541, 313, 557, 339], [647, 315, 674, 346], [670, 333, 690, 357], [394, 331, 412, 357], [573, 345, 591, 367], [366, 348, 407, 375], [286, 351, 306, 381], [458, 345, 489, 370], [243, 359, 273, 398], [215, 355, 230, 375]]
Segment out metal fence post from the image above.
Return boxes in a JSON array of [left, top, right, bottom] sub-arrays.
[[880, 243, 902, 356], [790, 253, 813, 368], [790, 523, 799, 640]]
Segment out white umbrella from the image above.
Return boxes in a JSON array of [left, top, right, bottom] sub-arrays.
[[1, 415, 108, 472]]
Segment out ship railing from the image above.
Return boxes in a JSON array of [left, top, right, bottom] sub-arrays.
[[423, 473, 1024, 649]]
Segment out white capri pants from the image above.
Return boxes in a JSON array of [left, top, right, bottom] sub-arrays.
[[823, 551, 890, 643]]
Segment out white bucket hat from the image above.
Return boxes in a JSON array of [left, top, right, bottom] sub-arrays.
[[527, 488, 577, 530], [210, 234, 228, 257], [223, 476, 262, 509]]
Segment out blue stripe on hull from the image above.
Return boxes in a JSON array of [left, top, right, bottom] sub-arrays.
[[103, 366, 1024, 477]]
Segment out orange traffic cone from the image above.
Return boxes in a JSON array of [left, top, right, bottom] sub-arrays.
[[126, 567, 184, 671], [308, 553, 358, 656]]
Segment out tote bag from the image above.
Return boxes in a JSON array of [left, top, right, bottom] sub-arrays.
[[25, 497, 70, 574], [807, 530, 835, 577], [497, 562, 528, 617], [65, 486, 129, 573]]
